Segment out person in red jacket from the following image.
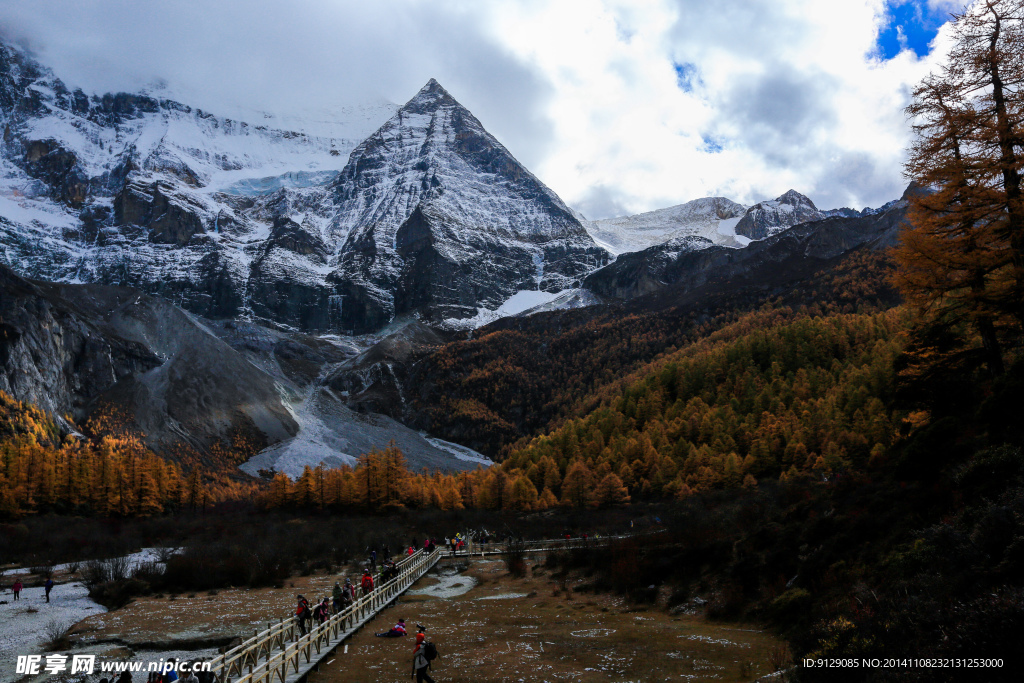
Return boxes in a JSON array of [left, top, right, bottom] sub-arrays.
[[12, 579, 23, 601], [361, 570, 374, 596], [295, 595, 311, 635]]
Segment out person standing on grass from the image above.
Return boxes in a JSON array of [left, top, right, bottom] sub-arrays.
[[44, 578, 54, 602], [11, 579, 22, 601], [411, 632, 434, 682]]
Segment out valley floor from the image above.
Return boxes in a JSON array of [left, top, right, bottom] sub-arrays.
[[4, 552, 788, 683], [309, 558, 786, 682]]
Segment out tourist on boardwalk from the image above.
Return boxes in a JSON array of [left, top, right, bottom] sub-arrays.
[[344, 578, 356, 599], [44, 578, 54, 602], [313, 598, 329, 625], [296, 595, 311, 635], [181, 667, 199, 683], [11, 579, 22, 600], [375, 618, 407, 637], [116, 669, 133, 683], [332, 582, 345, 613], [411, 632, 435, 682], [361, 569, 374, 596]]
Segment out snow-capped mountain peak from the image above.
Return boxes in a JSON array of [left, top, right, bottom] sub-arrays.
[[327, 78, 609, 332], [734, 189, 824, 240]]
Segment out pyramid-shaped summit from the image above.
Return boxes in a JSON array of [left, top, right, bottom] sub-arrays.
[[328, 79, 609, 332]]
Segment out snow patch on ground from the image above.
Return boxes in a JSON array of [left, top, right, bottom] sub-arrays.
[[475, 592, 529, 600], [422, 437, 492, 467], [715, 216, 750, 246], [407, 571, 478, 600], [441, 289, 571, 330], [0, 583, 105, 683], [8, 548, 176, 577], [241, 387, 486, 478]]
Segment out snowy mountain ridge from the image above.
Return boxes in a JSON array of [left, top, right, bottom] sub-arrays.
[[585, 196, 748, 254], [0, 44, 607, 334]]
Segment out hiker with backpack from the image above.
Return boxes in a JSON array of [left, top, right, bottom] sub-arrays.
[[361, 569, 374, 596], [411, 632, 438, 682], [295, 595, 311, 635], [314, 598, 330, 625]]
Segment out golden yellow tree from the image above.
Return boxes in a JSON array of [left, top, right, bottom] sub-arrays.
[[897, 0, 1024, 376]]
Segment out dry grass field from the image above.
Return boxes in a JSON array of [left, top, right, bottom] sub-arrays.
[[308, 558, 787, 683]]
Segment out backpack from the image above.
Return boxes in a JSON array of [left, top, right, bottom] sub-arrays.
[[424, 641, 438, 661]]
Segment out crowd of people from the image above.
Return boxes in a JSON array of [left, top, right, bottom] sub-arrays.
[[292, 540, 429, 636]]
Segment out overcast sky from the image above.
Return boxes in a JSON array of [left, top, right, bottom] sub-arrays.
[[0, 0, 967, 218]]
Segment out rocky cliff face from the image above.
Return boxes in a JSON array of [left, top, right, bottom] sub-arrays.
[[328, 79, 609, 332], [0, 263, 298, 456]]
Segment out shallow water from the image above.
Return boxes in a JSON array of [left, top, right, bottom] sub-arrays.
[[406, 567, 478, 599]]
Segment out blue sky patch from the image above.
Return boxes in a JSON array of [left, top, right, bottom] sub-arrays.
[[875, 1, 959, 60], [674, 62, 700, 92], [701, 135, 724, 153]]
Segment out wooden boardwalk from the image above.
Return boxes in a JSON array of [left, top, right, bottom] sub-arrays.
[[207, 534, 630, 683], [207, 548, 439, 683]]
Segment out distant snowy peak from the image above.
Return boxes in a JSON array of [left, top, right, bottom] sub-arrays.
[[328, 78, 609, 332], [734, 189, 824, 240], [586, 196, 748, 254]]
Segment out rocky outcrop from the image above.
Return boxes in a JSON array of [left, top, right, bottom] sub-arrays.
[[114, 180, 207, 245], [21, 138, 90, 207], [0, 265, 161, 431]]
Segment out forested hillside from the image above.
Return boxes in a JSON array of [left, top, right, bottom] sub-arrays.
[[501, 309, 906, 503], [411, 248, 899, 458]]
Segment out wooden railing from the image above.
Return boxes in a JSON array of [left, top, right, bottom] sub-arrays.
[[207, 547, 438, 683], [462, 534, 628, 556]]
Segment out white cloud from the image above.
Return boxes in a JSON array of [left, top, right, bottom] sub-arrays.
[[0, 0, 960, 218]]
